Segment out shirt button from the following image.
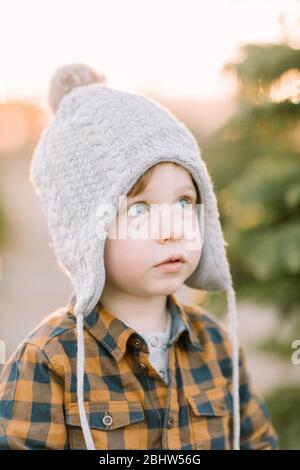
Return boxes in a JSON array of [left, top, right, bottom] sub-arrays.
[[167, 416, 174, 428], [133, 338, 142, 349], [102, 412, 113, 427], [138, 363, 148, 372], [150, 336, 159, 347]]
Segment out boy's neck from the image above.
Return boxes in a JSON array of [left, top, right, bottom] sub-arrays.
[[99, 287, 170, 335]]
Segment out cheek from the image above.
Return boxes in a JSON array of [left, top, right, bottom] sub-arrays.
[[184, 221, 203, 271], [104, 237, 150, 280], [190, 247, 202, 272]]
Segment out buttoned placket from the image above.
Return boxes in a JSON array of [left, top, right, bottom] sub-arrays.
[[133, 336, 168, 384], [132, 334, 181, 449], [161, 344, 181, 449]]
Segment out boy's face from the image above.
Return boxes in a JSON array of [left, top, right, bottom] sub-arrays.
[[103, 163, 203, 297]]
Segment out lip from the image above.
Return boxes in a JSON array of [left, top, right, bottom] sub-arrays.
[[154, 254, 186, 273], [155, 261, 185, 272]]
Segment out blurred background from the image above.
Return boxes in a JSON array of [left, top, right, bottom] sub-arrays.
[[0, 0, 300, 449]]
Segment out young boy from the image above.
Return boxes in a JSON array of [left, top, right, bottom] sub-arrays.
[[0, 64, 278, 450]]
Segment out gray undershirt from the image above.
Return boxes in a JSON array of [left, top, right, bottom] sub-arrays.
[[140, 311, 172, 384]]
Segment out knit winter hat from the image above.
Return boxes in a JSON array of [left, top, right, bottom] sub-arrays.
[[29, 63, 240, 450]]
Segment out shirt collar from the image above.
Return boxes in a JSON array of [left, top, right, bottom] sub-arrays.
[[68, 292, 203, 363]]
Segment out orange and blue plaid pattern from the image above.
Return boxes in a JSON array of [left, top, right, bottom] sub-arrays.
[[0, 293, 279, 450]]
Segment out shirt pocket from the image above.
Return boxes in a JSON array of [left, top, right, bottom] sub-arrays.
[[64, 400, 145, 450], [186, 385, 233, 450]]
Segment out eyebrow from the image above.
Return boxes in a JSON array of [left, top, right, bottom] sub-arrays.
[[175, 184, 197, 194], [127, 183, 197, 202]]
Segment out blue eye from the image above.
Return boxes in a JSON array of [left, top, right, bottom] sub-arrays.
[[176, 197, 192, 210], [127, 202, 149, 217]]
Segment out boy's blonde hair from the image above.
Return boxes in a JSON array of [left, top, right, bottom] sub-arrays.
[[128, 162, 201, 203]]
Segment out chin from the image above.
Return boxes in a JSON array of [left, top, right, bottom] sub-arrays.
[[151, 279, 184, 296]]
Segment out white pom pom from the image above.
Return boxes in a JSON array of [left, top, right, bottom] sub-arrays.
[[48, 63, 106, 113]]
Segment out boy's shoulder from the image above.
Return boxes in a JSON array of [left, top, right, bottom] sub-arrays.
[[23, 305, 77, 352], [180, 300, 231, 349]]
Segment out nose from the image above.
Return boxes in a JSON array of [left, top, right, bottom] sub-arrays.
[[155, 205, 185, 243]]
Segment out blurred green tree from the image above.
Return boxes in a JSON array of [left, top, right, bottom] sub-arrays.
[[202, 43, 300, 322], [265, 385, 300, 449]]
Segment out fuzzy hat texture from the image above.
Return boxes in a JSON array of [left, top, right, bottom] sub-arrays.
[[30, 63, 240, 450]]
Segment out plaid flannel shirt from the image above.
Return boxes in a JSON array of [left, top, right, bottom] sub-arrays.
[[0, 293, 279, 450]]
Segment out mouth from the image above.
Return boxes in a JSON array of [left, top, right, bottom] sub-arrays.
[[154, 255, 186, 273]]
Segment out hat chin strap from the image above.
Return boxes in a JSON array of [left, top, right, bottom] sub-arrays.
[[76, 287, 240, 451], [226, 285, 240, 450], [76, 313, 96, 450]]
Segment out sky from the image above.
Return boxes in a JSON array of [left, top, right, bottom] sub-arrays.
[[0, 0, 299, 105]]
